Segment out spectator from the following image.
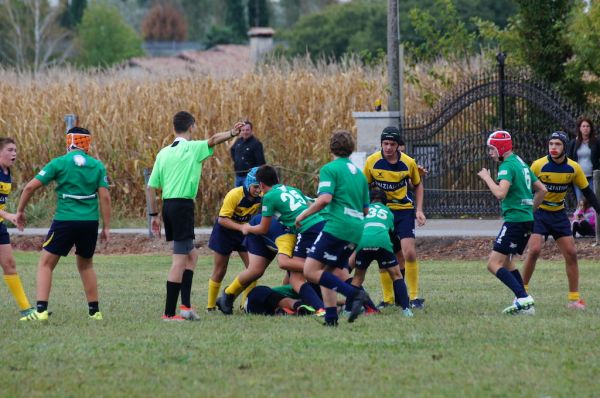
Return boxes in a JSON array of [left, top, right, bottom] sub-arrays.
[[230, 120, 266, 187], [567, 117, 600, 201], [572, 199, 596, 238]]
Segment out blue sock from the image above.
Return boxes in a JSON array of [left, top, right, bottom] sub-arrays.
[[393, 278, 409, 309], [319, 271, 358, 298], [511, 269, 524, 287], [495, 268, 527, 298], [299, 283, 324, 309], [325, 306, 338, 323]]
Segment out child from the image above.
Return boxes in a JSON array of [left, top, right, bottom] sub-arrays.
[[572, 199, 596, 237]]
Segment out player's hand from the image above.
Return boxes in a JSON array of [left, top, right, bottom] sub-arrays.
[[416, 210, 426, 226], [100, 227, 110, 244], [417, 165, 429, 177], [241, 223, 251, 235], [151, 216, 161, 238], [477, 168, 491, 181], [295, 212, 306, 229], [15, 211, 26, 231], [231, 121, 245, 136]]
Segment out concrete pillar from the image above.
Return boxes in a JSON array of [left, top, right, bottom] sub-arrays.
[[248, 27, 275, 65], [351, 111, 401, 169]]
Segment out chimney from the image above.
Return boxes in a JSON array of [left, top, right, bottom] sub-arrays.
[[248, 27, 275, 65]]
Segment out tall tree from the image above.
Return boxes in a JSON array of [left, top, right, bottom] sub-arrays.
[[0, 0, 73, 72], [225, 0, 247, 42], [77, 1, 143, 67], [61, 0, 87, 28], [248, 0, 269, 27]]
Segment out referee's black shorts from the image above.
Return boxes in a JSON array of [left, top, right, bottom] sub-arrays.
[[162, 199, 195, 242]]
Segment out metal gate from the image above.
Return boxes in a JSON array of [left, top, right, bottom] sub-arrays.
[[402, 53, 596, 217]]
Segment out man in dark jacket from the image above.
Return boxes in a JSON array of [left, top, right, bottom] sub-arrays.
[[230, 120, 266, 187]]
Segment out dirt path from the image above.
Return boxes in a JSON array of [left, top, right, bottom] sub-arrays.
[[10, 234, 600, 260]]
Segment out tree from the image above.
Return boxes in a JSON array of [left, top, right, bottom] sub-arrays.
[[568, 0, 600, 98], [0, 0, 73, 72], [248, 0, 269, 27], [60, 0, 87, 28], [285, 0, 387, 60], [77, 1, 143, 67], [225, 0, 247, 43], [407, 0, 477, 62], [141, 1, 187, 41]]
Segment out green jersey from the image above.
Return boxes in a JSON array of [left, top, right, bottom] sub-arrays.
[[35, 150, 109, 221], [356, 202, 394, 252], [261, 184, 324, 233], [318, 157, 369, 244], [497, 153, 538, 222], [147, 138, 214, 199], [270, 284, 298, 299]]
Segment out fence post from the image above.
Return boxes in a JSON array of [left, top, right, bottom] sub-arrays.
[[496, 52, 506, 130], [143, 168, 153, 238], [595, 169, 600, 246]]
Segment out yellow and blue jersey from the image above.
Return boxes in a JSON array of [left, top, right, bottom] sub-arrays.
[[530, 155, 588, 212], [0, 169, 11, 222], [363, 151, 421, 211], [218, 186, 261, 223]]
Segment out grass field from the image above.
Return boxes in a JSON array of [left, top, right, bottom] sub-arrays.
[[1, 252, 599, 397]]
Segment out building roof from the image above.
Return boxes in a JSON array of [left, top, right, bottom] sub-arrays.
[[127, 44, 251, 78]]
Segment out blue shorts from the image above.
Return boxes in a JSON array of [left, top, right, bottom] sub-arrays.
[[392, 209, 416, 241], [493, 221, 533, 256], [243, 286, 285, 315], [208, 221, 247, 256], [533, 209, 572, 240], [244, 233, 276, 262], [355, 247, 398, 270], [307, 231, 356, 269], [293, 221, 325, 258], [43, 220, 99, 258], [0, 222, 10, 245]]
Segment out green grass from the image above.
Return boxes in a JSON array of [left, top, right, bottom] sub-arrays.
[[1, 253, 599, 397]]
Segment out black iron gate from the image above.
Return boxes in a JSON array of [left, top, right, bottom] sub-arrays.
[[402, 53, 596, 217]]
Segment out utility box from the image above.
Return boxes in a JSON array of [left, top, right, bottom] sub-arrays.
[[248, 27, 275, 64]]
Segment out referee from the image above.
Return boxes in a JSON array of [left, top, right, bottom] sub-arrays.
[[146, 111, 243, 321]]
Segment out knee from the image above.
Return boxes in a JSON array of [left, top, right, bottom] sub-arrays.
[[1, 258, 16, 274], [403, 250, 416, 263]]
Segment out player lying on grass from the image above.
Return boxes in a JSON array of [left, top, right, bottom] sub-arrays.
[[242, 285, 317, 316], [216, 213, 325, 315]]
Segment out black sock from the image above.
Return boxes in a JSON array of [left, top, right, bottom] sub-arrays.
[[88, 301, 99, 316], [511, 270, 524, 288], [36, 301, 48, 313], [165, 281, 181, 317], [180, 269, 194, 308]]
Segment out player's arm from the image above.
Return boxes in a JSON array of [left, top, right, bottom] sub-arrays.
[[207, 121, 245, 148], [295, 193, 331, 228], [413, 182, 426, 226], [145, 185, 162, 237], [15, 178, 44, 231], [242, 215, 272, 235], [477, 168, 510, 200], [532, 180, 547, 210], [0, 209, 17, 225], [217, 216, 245, 233], [98, 187, 111, 243]]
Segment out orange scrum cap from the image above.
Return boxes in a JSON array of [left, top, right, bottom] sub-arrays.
[[66, 127, 92, 153]]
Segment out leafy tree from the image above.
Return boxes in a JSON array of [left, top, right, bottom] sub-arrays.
[[77, 1, 143, 67], [141, 1, 187, 41], [407, 0, 477, 62], [61, 0, 87, 28], [285, 0, 387, 60], [248, 0, 269, 27], [225, 0, 247, 43], [568, 0, 600, 97]]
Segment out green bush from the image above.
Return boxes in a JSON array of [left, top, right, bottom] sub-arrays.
[[76, 1, 143, 68]]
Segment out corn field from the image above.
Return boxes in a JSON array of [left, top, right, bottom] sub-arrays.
[[0, 56, 491, 224]]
